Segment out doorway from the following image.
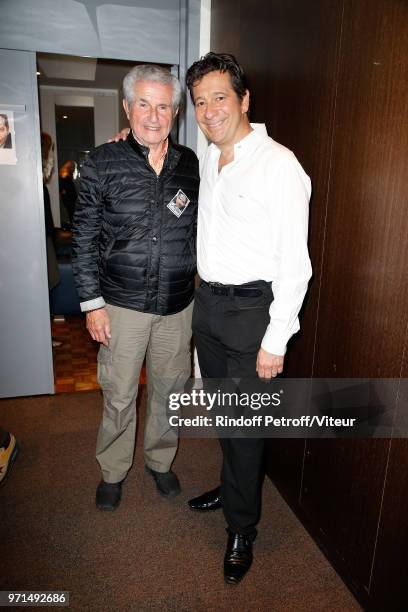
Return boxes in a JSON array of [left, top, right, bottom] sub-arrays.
[[56, 105, 94, 227], [37, 52, 169, 392]]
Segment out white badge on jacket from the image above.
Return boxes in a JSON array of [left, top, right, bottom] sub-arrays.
[[167, 189, 190, 218]]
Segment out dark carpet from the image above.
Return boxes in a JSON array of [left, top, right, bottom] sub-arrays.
[[0, 391, 360, 611]]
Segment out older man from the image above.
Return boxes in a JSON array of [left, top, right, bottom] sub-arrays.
[[186, 53, 312, 584], [72, 65, 199, 511]]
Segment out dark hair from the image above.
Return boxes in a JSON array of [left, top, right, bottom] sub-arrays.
[[41, 132, 53, 160], [186, 52, 248, 103], [0, 113, 9, 130]]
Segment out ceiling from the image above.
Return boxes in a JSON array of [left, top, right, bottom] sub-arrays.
[[37, 52, 160, 91]]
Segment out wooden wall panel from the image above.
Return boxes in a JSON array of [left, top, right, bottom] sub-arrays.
[[265, 439, 305, 503], [313, 0, 408, 378], [300, 0, 408, 602], [211, 0, 408, 609], [210, 0, 241, 61], [369, 439, 408, 611], [301, 439, 390, 592], [370, 370, 408, 610]]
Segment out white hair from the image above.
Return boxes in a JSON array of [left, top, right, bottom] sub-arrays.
[[123, 65, 182, 112]]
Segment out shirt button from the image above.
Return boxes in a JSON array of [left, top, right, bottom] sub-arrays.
[[152, 236, 157, 243]]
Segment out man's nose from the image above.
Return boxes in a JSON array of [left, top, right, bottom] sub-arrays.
[[149, 107, 159, 122], [204, 102, 216, 119]]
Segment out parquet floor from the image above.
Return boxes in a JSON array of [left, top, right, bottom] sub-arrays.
[[51, 315, 146, 393]]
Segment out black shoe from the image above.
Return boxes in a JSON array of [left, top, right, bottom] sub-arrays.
[[224, 531, 253, 584], [95, 480, 123, 511], [145, 466, 181, 497], [188, 486, 222, 512]]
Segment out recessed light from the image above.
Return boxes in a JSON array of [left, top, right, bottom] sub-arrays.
[[63, 115, 68, 119], [36, 71, 41, 76]]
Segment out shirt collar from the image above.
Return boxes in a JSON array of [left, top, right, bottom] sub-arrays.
[[209, 123, 269, 162], [233, 124, 268, 159]]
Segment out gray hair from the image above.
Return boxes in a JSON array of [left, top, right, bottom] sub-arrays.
[[123, 64, 182, 112]]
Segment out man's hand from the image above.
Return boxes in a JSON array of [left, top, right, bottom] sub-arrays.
[[108, 127, 130, 143], [86, 308, 111, 346], [256, 347, 284, 380]]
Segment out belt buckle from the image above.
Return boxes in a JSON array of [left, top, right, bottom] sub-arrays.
[[207, 281, 230, 296]]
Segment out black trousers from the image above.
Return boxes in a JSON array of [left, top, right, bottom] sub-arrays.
[[192, 281, 273, 537]]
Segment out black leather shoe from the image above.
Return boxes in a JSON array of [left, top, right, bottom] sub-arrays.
[[224, 531, 253, 584], [95, 479, 122, 511], [188, 486, 222, 511], [145, 466, 181, 497]]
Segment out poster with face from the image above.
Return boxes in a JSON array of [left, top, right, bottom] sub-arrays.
[[167, 189, 190, 218], [0, 111, 17, 165]]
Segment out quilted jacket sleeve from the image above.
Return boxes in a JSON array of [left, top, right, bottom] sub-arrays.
[[71, 155, 104, 305]]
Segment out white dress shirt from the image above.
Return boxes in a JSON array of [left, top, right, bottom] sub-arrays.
[[197, 124, 312, 356]]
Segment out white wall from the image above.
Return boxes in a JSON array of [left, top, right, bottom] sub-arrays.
[[0, 50, 54, 397], [196, 0, 212, 158], [94, 93, 119, 147], [193, 0, 211, 379]]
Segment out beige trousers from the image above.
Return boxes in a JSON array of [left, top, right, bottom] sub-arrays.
[[96, 302, 193, 483]]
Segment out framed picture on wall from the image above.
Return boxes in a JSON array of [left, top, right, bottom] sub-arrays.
[[0, 110, 17, 165]]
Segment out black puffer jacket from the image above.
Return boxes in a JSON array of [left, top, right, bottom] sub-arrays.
[[72, 133, 199, 315]]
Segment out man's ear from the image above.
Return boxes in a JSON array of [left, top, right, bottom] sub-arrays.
[[123, 99, 130, 118], [242, 90, 250, 115]]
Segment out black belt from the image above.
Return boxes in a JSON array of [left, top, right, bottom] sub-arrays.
[[201, 280, 265, 297]]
